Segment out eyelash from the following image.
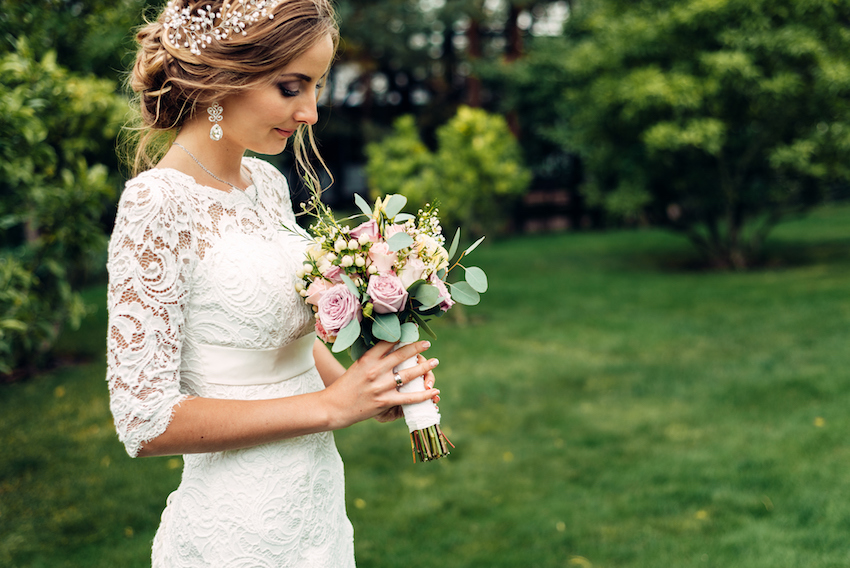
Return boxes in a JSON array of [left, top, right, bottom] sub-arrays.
[[278, 83, 325, 98]]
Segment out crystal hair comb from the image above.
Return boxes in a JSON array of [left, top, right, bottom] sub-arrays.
[[162, 0, 283, 56]]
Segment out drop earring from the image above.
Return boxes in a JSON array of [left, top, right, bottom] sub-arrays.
[[208, 102, 223, 141]]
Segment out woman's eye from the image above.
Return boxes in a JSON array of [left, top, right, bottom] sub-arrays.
[[278, 84, 300, 97]]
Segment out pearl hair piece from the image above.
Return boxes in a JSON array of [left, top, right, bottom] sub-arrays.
[[162, 0, 283, 56]]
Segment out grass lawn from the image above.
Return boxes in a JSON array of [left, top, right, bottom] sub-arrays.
[[2, 204, 849, 567]]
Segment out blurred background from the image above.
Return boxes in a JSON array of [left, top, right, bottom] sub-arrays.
[[2, 1, 850, 567]]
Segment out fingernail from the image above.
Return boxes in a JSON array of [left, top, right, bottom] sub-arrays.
[[421, 341, 431, 349], [430, 358, 439, 368]]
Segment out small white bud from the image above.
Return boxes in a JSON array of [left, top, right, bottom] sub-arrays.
[[341, 255, 354, 267], [334, 239, 347, 252], [355, 256, 366, 268], [348, 239, 360, 250]]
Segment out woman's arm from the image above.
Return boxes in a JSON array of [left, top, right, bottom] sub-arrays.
[[138, 340, 439, 457]]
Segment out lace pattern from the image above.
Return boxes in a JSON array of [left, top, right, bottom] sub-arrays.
[[106, 159, 354, 567]]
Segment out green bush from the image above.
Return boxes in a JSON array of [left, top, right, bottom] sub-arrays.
[[365, 106, 531, 236], [0, 39, 125, 375], [496, 0, 850, 268]]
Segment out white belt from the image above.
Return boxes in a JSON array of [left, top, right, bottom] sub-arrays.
[[195, 333, 317, 386]]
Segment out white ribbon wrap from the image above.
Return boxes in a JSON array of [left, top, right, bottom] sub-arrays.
[[393, 343, 441, 433]]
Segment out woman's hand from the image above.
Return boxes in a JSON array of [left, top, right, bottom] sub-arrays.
[[374, 353, 439, 423], [320, 340, 440, 430]]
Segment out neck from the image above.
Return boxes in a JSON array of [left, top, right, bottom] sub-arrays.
[[159, 117, 250, 191]]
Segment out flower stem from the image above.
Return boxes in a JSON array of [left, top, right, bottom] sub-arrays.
[[409, 424, 454, 463]]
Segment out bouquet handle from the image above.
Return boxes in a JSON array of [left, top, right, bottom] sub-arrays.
[[392, 343, 453, 462]]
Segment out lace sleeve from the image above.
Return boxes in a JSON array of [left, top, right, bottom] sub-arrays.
[[105, 176, 194, 457]]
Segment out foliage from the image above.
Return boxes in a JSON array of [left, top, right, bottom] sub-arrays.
[[0, 39, 126, 375], [497, 0, 850, 268], [0, 0, 151, 81], [365, 106, 532, 236], [3, 205, 850, 567]]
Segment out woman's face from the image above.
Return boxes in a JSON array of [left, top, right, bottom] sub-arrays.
[[219, 33, 335, 155]]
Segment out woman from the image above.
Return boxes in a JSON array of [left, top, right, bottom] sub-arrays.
[[106, 1, 440, 565]]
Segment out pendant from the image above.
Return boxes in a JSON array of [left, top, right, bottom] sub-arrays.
[[209, 123, 223, 141]]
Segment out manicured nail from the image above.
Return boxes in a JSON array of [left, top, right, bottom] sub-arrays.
[[421, 341, 431, 349], [430, 358, 439, 368]]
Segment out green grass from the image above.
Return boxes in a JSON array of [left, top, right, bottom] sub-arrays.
[[2, 205, 849, 567]]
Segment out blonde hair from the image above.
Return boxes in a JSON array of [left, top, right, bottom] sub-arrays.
[[124, 0, 338, 184]]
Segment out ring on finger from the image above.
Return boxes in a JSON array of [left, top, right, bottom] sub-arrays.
[[393, 373, 403, 389]]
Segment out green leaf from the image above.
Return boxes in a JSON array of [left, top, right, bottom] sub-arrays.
[[371, 313, 401, 342], [411, 311, 438, 340], [384, 194, 408, 219], [340, 273, 360, 300], [387, 231, 414, 252], [448, 281, 480, 306], [399, 322, 420, 343], [332, 318, 361, 353], [353, 193, 373, 217], [464, 266, 488, 293], [448, 228, 461, 261], [464, 236, 485, 256], [394, 213, 415, 223], [412, 283, 442, 309], [349, 337, 369, 362]]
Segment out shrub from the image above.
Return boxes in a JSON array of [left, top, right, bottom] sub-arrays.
[[0, 40, 124, 376], [365, 107, 531, 236]]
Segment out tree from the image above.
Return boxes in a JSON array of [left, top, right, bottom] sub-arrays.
[[499, 0, 850, 268], [0, 40, 126, 376]]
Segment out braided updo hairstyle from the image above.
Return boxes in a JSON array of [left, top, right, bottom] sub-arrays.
[[126, 0, 338, 177]]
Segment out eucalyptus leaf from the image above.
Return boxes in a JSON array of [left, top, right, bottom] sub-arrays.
[[464, 266, 489, 293], [464, 236, 486, 256], [384, 194, 408, 219], [448, 281, 481, 306], [448, 227, 461, 261], [332, 319, 361, 353], [353, 193, 373, 217], [412, 283, 441, 309], [349, 337, 369, 362], [394, 213, 415, 223], [411, 311, 437, 340], [340, 273, 360, 300], [371, 313, 401, 342], [387, 231, 414, 252], [399, 322, 420, 343]]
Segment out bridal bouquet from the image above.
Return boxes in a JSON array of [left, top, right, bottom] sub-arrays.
[[293, 190, 487, 462]]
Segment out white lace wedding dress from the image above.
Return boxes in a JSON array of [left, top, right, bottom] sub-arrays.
[[105, 158, 355, 567]]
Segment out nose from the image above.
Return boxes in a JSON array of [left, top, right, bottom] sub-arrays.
[[293, 91, 319, 126]]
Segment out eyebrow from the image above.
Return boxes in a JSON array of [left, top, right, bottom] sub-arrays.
[[280, 72, 313, 82], [279, 71, 329, 83]]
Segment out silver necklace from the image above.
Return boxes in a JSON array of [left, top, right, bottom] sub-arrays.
[[172, 141, 255, 204]]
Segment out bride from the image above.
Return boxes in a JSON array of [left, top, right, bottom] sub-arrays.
[[106, 1, 440, 565]]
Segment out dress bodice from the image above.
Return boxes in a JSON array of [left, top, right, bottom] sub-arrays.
[[106, 158, 315, 457]]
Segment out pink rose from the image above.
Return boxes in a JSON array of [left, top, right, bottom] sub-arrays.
[[367, 241, 397, 275], [317, 284, 362, 335], [366, 274, 409, 314], [398, 257, 427, 289], [305, 279, 334, 306], [349, 219, 380, 242], [430, 275, 455, 312], [384, 224, 406, 238], [322, 264, 343, 283], [315, 318, 335, 343]]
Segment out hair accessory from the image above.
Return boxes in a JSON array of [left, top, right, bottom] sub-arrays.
[[208, 102, 224, 140], [163, 0, 283, 56]]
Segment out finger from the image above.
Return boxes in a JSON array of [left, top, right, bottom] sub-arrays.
[[397, 357, 438, 387], [395, 388, 441, 406], [382, 340, 431, 369]]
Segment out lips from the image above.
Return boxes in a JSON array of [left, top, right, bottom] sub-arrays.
[[275, 128, 295, 138]]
